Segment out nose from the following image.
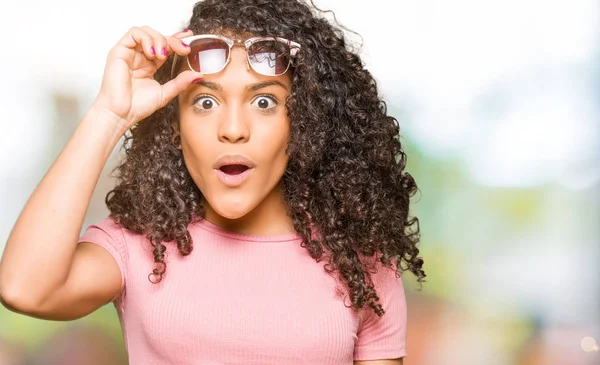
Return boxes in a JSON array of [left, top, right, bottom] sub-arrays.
[[217, 103, 250, 143]]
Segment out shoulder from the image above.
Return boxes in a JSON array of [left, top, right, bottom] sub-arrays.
[[354, 256, 407, 360], [78, 216, 133, 282], [81, 216, 126, 239]]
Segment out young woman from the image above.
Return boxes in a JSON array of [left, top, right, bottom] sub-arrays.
[[0, 0, 425, 364]]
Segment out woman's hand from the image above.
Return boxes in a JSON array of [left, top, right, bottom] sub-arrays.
[[92, 27, 202, 131]]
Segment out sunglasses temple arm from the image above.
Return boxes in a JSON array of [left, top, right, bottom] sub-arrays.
[[170, 54, 179, 79]]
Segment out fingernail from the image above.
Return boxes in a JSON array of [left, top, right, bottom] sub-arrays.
[[161, 47, 167, 56], [192, 78, 202, 83], [150, 47, 156, 55], [183, 29, 190, 32], [182, 42, 189, 48]]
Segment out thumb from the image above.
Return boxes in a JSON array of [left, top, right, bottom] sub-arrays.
[[159, 70, 203, 108]]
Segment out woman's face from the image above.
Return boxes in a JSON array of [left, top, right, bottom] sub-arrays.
[[177, 44, 292, 225]]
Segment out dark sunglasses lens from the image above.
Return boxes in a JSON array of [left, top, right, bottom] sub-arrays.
[[247, 40, 292, 76], [188, 38, 229, 74]]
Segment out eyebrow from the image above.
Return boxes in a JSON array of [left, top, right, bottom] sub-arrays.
[[247, 81, 288, 92], [195, 80, 288, 92]]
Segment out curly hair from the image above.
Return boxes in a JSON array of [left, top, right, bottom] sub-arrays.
[[106, 0, 426, 318]]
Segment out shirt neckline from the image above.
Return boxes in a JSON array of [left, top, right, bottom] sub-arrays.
[[194, 217, 302, 242]]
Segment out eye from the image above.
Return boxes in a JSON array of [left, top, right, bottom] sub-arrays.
[[251, 95, 278, 110], [193, 95, 220, 112]]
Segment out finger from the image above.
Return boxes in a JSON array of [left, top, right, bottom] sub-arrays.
[[164, 28, 194, 57], [141, 26, 169, 60], [166, 35, 192, 57], [117, 26, 158, 60], [172, 29, 193, 38], [159, 70, 203, 108]]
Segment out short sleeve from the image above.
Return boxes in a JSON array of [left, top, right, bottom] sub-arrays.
[[353, 262, 408, 361], [78, 217, 128, 308]]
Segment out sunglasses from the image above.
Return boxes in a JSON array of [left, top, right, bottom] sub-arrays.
[[170, 34, 301, 79]]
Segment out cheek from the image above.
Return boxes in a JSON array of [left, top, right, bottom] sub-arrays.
[[260, 117, 290, 154], [273, 121, 291, 160], [179, 111, 214, 156], [179, 132, 213, 183], [258, 127, 290, 185]]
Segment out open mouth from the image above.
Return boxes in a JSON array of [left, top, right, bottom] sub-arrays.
[[219, 164, 250, 175], [213, 156, 255, 187]]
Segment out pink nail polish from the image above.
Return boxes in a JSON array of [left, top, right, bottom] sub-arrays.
[[183, 29, 190, 32], [182, 42, 189, 48], [192, 78, 202, 83], [150, 47, 156, 55], [161, 47, 167, 56]]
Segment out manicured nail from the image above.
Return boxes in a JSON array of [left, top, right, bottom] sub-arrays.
[[150, 47, 156, 55], [182, 42, 189, 48], [183, 29, 190, 32], [192, 78, 202, 83], [161, 47, 167, 56]]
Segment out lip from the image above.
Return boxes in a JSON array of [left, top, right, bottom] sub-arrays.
[[215, 167, 254, 187], [212, 154, 257, 170], [213, 154, 256, 187]]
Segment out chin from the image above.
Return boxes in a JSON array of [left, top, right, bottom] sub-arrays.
[[209, 198, 257, 220], [214, 208, 249, 220]]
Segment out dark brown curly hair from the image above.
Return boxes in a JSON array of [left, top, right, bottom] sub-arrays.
[[106, 0, 426, 318]]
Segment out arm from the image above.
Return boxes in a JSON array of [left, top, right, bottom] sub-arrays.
[[0, 107, 127, 320], [0, 27, 201, 321]]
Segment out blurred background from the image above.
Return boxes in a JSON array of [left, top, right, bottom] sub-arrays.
[[0, 0, 598, 364]]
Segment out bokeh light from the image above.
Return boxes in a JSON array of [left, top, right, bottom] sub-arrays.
[[581, 336, 598, 352]]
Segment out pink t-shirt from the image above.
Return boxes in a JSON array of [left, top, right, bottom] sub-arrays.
[[79, 217, 407, 364]]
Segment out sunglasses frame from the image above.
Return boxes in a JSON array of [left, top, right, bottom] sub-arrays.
[[170, 34, 301, 79]]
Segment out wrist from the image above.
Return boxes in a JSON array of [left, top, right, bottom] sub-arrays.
[[83, 104, 131, 144], [86, 103, 130, 134]]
